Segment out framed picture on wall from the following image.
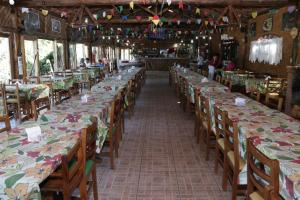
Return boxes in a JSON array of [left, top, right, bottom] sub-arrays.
[[282, 11, 296, 31], [248, 22, 256, 37], [51, 18, 61, 33], [24, 11, 40, 31], [262, 17, 273, 32]]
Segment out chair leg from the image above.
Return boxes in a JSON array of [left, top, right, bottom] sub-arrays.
[[205, 132, 210, 161], [232, 174, 238, 200], [92, 167, 98, 200], [110, 141, 115, 169], [63, 188, 71, 200], [214, 146, 219, 174], [79, 177, 88, 200], [222, 157, 228, 191]]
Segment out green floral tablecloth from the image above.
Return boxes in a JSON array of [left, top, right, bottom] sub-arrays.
[[0, 120, 89, 199], [6, 84, 50, 101], [0, 67, 144, 199], [41, 77, 74, 91], [245, 78, 267, 93], [176, 66, 300, 199]]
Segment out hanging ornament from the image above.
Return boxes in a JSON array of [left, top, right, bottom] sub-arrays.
[[136, 16, 142, 21], [122, 16, 128, 21], [288, 5, 296, 13], [204, 20, 208, 26], [160, 17, 167, 23], [21, 7, 29, 13], [187, 19, 191, 24], [196, 8, 200, 15], [159, 22, 163, 27], [177, 20, 181, 25], [118, 5, 124, 13], [204, 10, 208, 17], [111, 8, 115, 16], [129, 1, 134, 10], [179, 0, 183, 10], [152, 15, 160, 26], [148, 16, 153, 21], [103, 11, 106, 18], [167, 0, 172, 6], [251, 11, 257, 19], [60, 11, 68, 18], [42, 9, 48, 16], [196, 19, 202, 25], [107, 14, 112, 20], [222, 16, 228, 23]]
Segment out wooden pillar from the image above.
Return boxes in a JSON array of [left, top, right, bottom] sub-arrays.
[[291, 1, 300, 65], [64, 40, 69, 69], [285, 66, 300, 115]]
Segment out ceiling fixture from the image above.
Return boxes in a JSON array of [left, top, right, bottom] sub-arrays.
[[152, 15, 160, 26], [168, 9, 174, 13], [9, 0, 14, 5]]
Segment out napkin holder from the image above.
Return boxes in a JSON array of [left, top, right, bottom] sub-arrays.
[[26, 126, 42, 142], [235, 97, 246, 106]]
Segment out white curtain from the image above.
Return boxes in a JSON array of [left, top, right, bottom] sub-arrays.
[[249, 37, 283, 65]]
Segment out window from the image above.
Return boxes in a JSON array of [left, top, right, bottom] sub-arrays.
[[121, 48, 132, 60], [75, 43, 88, 65], [55, 42, 64, 71], [38, 39, 54, 75], [69, 43, 76, 69], [92, 46, 99, 63], [0, 37, 11, 83], [249, 37, 283, 65], [24, 39, 38, 77]]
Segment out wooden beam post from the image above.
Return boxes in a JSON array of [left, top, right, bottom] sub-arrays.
[[291, 1, 300, 65]]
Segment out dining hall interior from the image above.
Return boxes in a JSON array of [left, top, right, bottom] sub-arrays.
[[0, 0, 300, 199]]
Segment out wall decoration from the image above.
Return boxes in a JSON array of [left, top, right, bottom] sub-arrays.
[[248, 22, 256, 37], [51, 18, 61, 33], [262, 17, 273, 32], [24, 11, 40, 31], [282, 11, 296, 31]]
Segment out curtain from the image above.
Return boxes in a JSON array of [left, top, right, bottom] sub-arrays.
[[249, 37, 283, 65]]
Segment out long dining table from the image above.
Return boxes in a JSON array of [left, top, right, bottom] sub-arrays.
[[0, 67, 143, 199], [173, 66, 300, 200]]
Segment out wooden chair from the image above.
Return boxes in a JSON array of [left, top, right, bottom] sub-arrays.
[[31, 96, 51, 120], [179, 76, 187, 111], [101, 96, 120, 169], [250, 90, 261, 102], [199, 95, 215, 161], [26, 76, 41, 84], [247, 139, 281, 200], [8, 79, 26, 84], [80, 117, 99, 200], [77, 72, 92, 93], [0, 115, 11, 133], [126, 80, 135, 118], [223, 115, 246, 200], [216, 75, 222, 83], [41, 137, 84, 199], [265, 93, 284, 111], [4, 84, 21, 120], [56, 89, 72, 104], [0, 84, 8, 115], [213, 106, 227, 174]]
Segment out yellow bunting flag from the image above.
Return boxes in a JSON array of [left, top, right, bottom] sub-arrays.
[[107, 15, 112, 20], [196, 8, 200, 15], [130, 1, 134, 9], [251, 11, 257, 19], [42, 9, 48, 16]]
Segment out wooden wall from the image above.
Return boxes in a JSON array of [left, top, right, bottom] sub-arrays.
[[211, 6, 300, 77]]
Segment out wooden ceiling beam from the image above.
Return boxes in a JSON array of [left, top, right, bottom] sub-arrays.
[[7, 0, 294, 8]]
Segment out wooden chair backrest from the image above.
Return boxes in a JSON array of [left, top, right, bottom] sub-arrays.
[[0, 84, 8, 115], [250, 90, 261, 102], [81, 117, 98, 161], [224, 115, 240, 171], [214, 106, 227, 140], [5, 84, 20, 103], [265, 78, 286, 94], [31, 96, 51, 120], [216, 75, 222, 83], [9, 79, 25, 84], [0, 115, 11, 133], [199, 95, 211, 130], [26, 76, 41, 84], [265, 93, 284, 111], [247, 139, 280, 200], [61, 138, 84, 183]]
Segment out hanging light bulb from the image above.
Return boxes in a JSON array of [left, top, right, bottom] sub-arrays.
[[195, 36, 198, 39], [9, 0, 14, 5], [191, 39, 194, 44]]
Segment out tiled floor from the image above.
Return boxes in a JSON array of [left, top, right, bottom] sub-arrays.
[[96, 71, 232, 200]]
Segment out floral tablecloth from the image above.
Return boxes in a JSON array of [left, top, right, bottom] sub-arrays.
[[41, 77, 74, 91], [0, 119, 90, 199], [6, 84, 50, 101], [176, 66, 300, 199], [0, 67, 144, 199]]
